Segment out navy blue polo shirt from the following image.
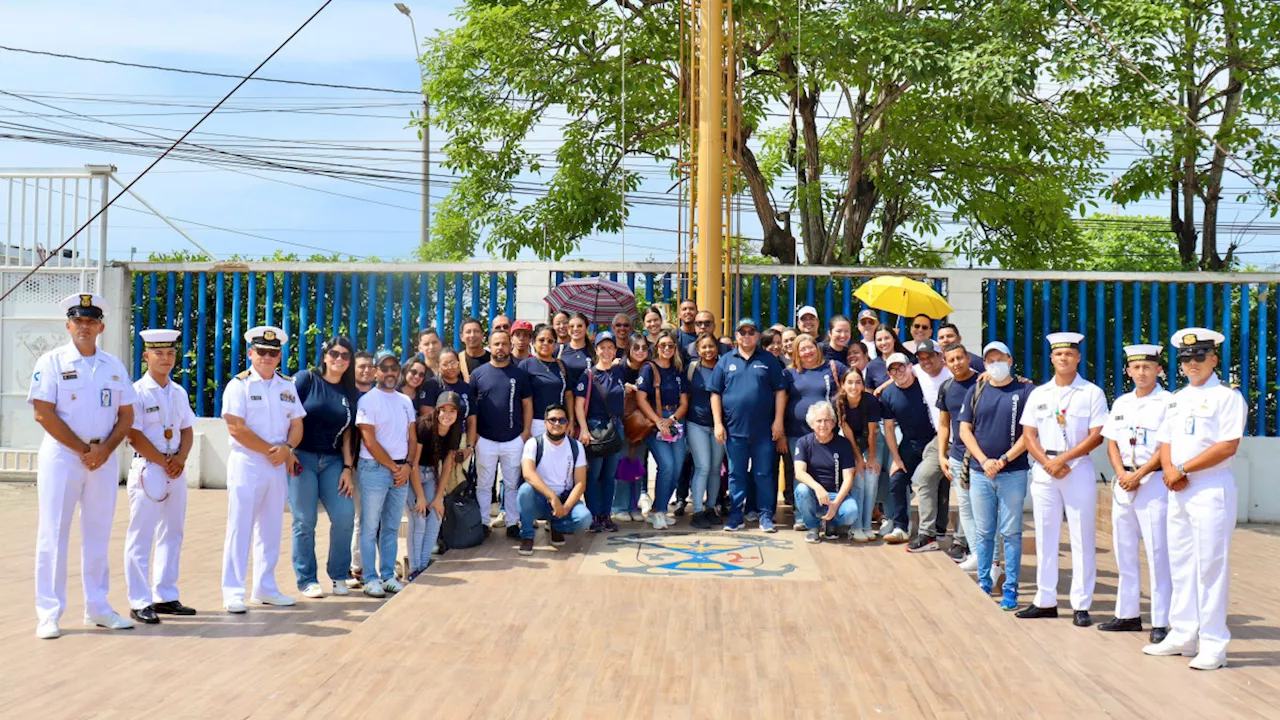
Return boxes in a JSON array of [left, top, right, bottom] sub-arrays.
[[783, 361, 847, 438], [967, 352, 986, 373], [420, 376, 474, 424], [937, 374, 979, 460], [469, 362, 533, 442], [794, 433, 857, 492], [842, 391, 881, 450], [556, 344, 592, 389], [863, 358, 889, 391], [820, 342, 850, 366], [878, 379, 936, 445], [709, 348, 786, 439], [636, 362, 688, 410], [686, 363, 716, 427], [574, 364, 627, 420], [685, 339, 734, 363], [518, 356, 568, 420], [957, 381, 1033, 472], [294, 369, 355, 455]]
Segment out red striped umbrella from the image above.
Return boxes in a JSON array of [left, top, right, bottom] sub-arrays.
[[544, 276, 638, 324]]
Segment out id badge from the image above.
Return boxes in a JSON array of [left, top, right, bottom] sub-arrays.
[[1135, 428, 1147, 446], [100, 389, 112, 408], [1184, 416, 1195, 435]]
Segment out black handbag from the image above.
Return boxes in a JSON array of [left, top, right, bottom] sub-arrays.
[[439, 460, 485, 551], [584, 369, 623, 458]]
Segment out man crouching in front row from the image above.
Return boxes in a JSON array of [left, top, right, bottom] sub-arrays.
[[517, 403, 592, 555]]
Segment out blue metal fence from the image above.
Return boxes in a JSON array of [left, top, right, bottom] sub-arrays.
[[984, 279, 1277, 436]]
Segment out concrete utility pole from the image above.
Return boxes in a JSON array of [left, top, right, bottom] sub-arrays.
[[395, 3, 430, 249], [695, 0, 723, 324]]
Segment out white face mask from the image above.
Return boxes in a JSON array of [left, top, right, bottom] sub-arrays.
[[987, 361, 1011, 382]]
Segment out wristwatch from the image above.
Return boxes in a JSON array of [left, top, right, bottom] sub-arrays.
[[1176, 463, 1187, 476], [999, 453, 1008, 464]]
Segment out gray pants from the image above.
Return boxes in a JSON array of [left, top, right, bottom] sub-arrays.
[[911, 436, 952, 539]]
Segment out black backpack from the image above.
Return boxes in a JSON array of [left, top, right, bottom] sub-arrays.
[[439, 458, 485, 551]]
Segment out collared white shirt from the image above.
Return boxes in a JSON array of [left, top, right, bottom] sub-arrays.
[[27, 343, 136, 441], [131, 373, 196, 456], [1102, 386, 1172, 469], [355, 388, 415, 461], [221, 366, 306, 452], [1020, 373, 1108, 466], [913, 363, 952, 431], [1156, 375, 1245, 473]]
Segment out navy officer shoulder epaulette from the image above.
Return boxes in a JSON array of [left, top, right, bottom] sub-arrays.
[[234, 369, 251, 380]]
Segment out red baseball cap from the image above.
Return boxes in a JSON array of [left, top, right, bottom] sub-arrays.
[[511, 319, 534, 334]]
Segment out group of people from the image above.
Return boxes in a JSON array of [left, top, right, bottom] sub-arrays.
[[28, 292, 1244, 671]]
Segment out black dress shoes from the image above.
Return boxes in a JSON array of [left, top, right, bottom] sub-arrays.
[[1098, 617, 1143, 632], [1149, 626, 1170, 644], [153, 600, 197, 616], [1015, 604, 1059, 619], [130, 606, 160, 624], [1073, 610, 1093, 627]]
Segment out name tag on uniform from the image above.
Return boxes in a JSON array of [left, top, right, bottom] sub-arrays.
[[250, 395, 263, 401], [145, 406, 160, 414], [100, 389, 112, 407], [61, 371, 78, 380]]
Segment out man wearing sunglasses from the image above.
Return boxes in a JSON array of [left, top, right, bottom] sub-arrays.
[[517, 403, 591, 555], [221, 325, 306, 614], [904, 314, 934, 354], [710, 318, 787, 532], [1143, 327, 1244, 671], [683, 311, 733, 361]]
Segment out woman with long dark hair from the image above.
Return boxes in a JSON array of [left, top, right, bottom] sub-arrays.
[[419, 348, 477, 468], [558, 312, 594, 389], [635, 329, 689, 529], [613, 334, 652, 520], [520, 325, 574, 437], [686, 333, 725, 529], [290, 335, 358, 598], [838, 367, 882, 542], [642, 307, 665, 346], [551, 311, 572, 345], [398, 357, 431, 420], [574, 332, 627, 532], [404, 391, 463, 582], [865, 326, 912, 391]]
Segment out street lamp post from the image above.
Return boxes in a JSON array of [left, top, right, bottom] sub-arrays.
[[395, 3, 430, 249]]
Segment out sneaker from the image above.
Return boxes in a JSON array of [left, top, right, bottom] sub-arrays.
[[551, 528, 567, 546], [363, 580, 386, 598], [979, 581, 993, 596], [690, 511, 712, 530], [301, 583, 324, 599], [1000, 590, 1018, 611], [1142, 639, 1198, 657], [805, 529, 821, 543], [518, 538, 535, 556], [383, 579, 404, 594], [406, 569, 423, 583], [674, 500, 688, 517], [346, 568, 364, 588], [851, 529, 870, 543], [793, 520, 808, 532], [724, 521, 744, 532], [588, 517, 604, 533], [36, 620, 60, 639], [745, 511, 759, 523], [707, 510, 723, 526], [505, 525, 521, 539], [612, 511, 631, 524], [908, 535, 939, 553], [822, 524, 840, 541], [1188, 652, 1228, 671], [958, 554, 978, 572], [331, 582, 350, 596], [879, 517, 893, 536], [884, 528, 909, 544], [603, 516, 620, 532], [990, 563, 1004, 591], [492, 511, 507, 529], [759, 517, 777, 533], [225, 600, 248, 614], [250, 593, 297, 607], [83, 611, 134, 630], [638, 494, 653, 516], [947, 540, 969, 563], [647, 511, 663, 529]]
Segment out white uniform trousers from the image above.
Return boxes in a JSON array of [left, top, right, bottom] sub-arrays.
[[349, 470, 362, 571], [35, 440, 120, 624], [221, 451, 286, 604], [1030, 462, 1097, 610], [124, 458, 188, 609], [1166, 470, 1237, 658], [1111, 474, 1171, 625], [475, 436, 524, 526]]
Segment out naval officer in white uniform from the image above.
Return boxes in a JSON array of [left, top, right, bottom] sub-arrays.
[[1016, 331, 1107, 627], [1144, 327, 1244, 671], [123, 328, 197, 625], [1099, 344, 1172, 643], [221, 326, 306, 613], [28, 293, 138, 639]]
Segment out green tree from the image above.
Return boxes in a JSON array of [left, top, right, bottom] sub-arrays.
[[1053, 214, 1184, 271], [420, 0, 1107, 267]]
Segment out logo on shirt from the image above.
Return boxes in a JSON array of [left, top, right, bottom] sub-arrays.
[[508, 378, 517, 428], [32, 371, 40, 382], [729, 363, 738, 372], [280, 391, 297, 403]]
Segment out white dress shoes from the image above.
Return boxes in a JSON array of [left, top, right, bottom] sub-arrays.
[[250, 593, 297, 607], [36, 620, 60, 639], [225, 600, 248, 614], [83, 611, 135, 630]]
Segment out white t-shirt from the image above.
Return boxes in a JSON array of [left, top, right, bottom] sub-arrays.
[[521, 435, 586, 495], [913, 364, 952, 431], [356, 388, 415, 461]]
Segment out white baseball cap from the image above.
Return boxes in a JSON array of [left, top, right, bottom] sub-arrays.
[[885, 352, 910, 369], [796, 305, 818, 320]]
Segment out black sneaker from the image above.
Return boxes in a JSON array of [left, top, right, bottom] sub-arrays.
[[518, 538, 534, 556], [907, 535, 939, 553], [822, 523, 840, 541], [674, 500, 687, 517], [690, 511, 712, 530], [707, 510, 724, 526], [550, 529, 567, 546], [505, 525, 521, 539], [946, 540, 969, 563]]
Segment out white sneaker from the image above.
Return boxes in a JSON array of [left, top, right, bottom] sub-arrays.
[[344, 572, 363, 589], [638, 494, 653, 515], [84, 611, 134, 630], [612, 511, 631, 524], [250, 593, 297, 607], [301, 583, 324, 599], [36, 620, 60, 639], [793, 521, 808, 532], [958, 554, 978, 572], [225, 600, 248, 614], [492, 511, 507, 529], [879, 517, 893, 536], [647, 511, 662, 529], [363, 580, 386, 598], [1143, 639, 1198, 657], [851, 529, 870, 543], [884, 528, 909, 544], [331, 582, 350, 596], [1188, 652, 1228, 670], [383, 578, 404, 594], [990, 563, 1004, 590]]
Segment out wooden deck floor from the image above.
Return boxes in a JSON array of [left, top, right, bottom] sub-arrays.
[[0, 482, 1277, 719]]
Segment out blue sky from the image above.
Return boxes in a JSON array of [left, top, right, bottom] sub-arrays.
[[1, 0, 1276, 268]]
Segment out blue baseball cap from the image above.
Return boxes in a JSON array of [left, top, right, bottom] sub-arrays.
[[594, 330, 617, 346]]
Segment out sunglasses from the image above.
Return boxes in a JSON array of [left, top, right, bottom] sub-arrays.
[[545, 416, 569, 425], [912, 324, 932, 330], [255, 348, 281, 358], [1178, 351, 1210, 364], [407, 369, 425, 377], [535, 337, 555, 343], [614, 323, 632, 328], [327, 349, 351, 360], [737, 328, 757, 336], [378, 364, 400, 372], [695, 320, 713, 327]]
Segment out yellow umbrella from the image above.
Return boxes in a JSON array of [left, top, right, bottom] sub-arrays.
[[853, 275, 953, 319]]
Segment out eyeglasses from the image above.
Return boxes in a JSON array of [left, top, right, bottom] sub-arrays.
[[255, 348, 281, 358], [888, 364, 908, 373], [327, 349, 351, 360], [545, 416, 569, 425]]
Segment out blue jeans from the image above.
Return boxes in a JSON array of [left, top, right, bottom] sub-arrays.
[[645, 419, 687, 512], [517, 483, 593, 539], [685, 422, 724, 513], [794, 484, 859, 529], [289, 449, 355, 589], [406, 468, 442, 574], [854, 468, 878, 532], [888, 438, 926, 532], [970, 468, 1028, 595], [586, 421, 622, 518], [951, 457, 976, 545], [725, 435, 777, 525], [357, 458, 408, 584]]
